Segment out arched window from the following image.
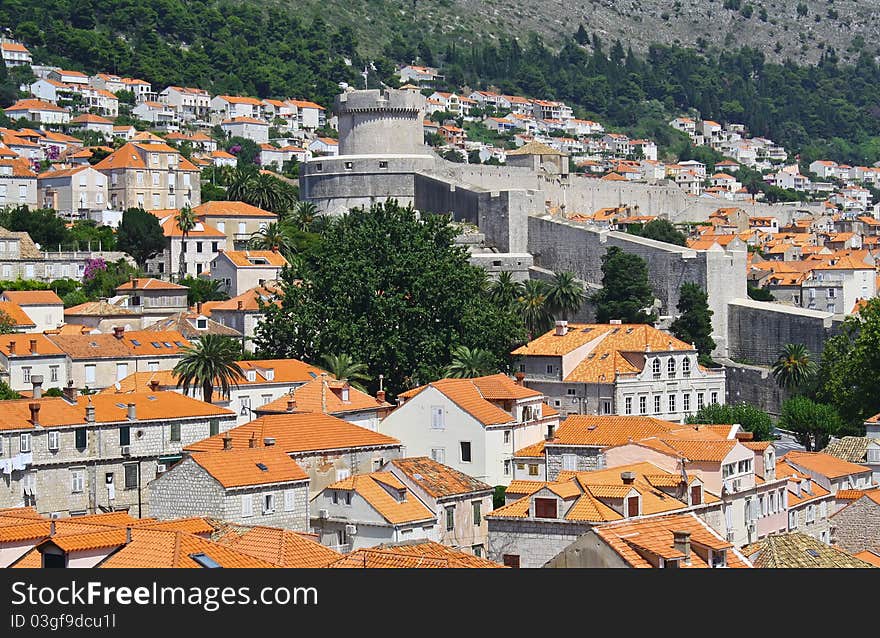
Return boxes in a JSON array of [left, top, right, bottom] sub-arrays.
[[667, 358, 676, 378], [652, 359, 661, 378], [682, 357, 691, 376]]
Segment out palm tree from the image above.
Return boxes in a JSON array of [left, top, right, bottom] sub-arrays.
[[225, 165, 257, 201], [445, 345, 496, 378], [174, 205, 197, 281], [489, 271, 524, 308], [290, 201, 319, 232], [244, 173, 293, 213], [772, 343, 818, 390], [320, 353, 371, 392], [173, 335, 245, 405], [518, 279, 553, 339], [545, 271, 585, 321], [249, 221, 295, 257]]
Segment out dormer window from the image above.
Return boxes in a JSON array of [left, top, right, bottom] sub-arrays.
[[196, 318, 207, 330], [652, 359, 661, 379], [264, 368, 274, 381], [667, 358, 676, 378], [626, 495, 640, 518], [246, 370, 256, 382], [534, 498, 557, 519], [711, 549, 727, 568], [690, 484, 702, 506], [682, 357, 691, 376], [341, 387, 349, 401]]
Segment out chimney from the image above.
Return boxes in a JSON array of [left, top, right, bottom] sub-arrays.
[[320, 373, 328, 414], [49, 520, 55, 536], [263, 437, 276, 447], [609, 319, 622, 325], [376, 390, 386, 403], [30, 374, 43, 399], [672, 530, 691, 563], [554, 320, 568, 336], [514, 371, 525, 386], [286, 397, 296, 412], [7, 340, 14, 355], [113, 326, 125, 339], [28, 402, 40, 426], [126, 403, 136, 421], [236, 300, 243, 310], [126, 527, 132, 544], [28, 339, 37, 354], [620, 471, 636, 485], [196, 302, 202, 314], [148, 379, 160, 392], [85, 399, 95, 423], [63, 384, 77, 404], [222, 433, 233, 450], [248, 432, 257, 448]]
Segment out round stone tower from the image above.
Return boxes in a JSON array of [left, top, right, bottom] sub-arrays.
[[335, 88, 426, 156]]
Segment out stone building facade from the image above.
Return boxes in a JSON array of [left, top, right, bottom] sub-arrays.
[[830, 494, 880, 554]]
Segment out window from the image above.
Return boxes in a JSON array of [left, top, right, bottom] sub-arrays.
[[50, 366, 59, 383], [216, 221, 225, 233], [639, 396, 647, 415], [722, 463, 736, 479], [667, 358, 676, 378], [331, 491, 338, 505], [238, 222, 246, 234], [116, 363, 128, 382], [472, 501, 482, 526], [446, 506, 454, 531], [344, 161, 353, 170], [562, 453, 577, 471], [683, 393, 690, 413], [602, 401, 611, 415], [48, 431, 59, 451], [136, 171, 144, 185], [148, 361, 159, 372], [682, 357, 691, 376], [460, 441, 472, 463], [697, 392, 705, 410], [209, 419, 219, 437], [472, 545, 483, 557], [430, 448, 445, 464], [152, 171, 159, 186], [690, 485, 702, 505], [668, 394, 676, 414], [529, 464, 539, 476], [652, 359, 661, 378], [263, 494, 275, 515], [819, 500, 827, 519], [654, 395, 661, 414], [152, 194, 160, 208], [503, 430, 511, 444], [625, 396, 632, 415], [566, 388, 576, 396], [124, 464, 138, 490], [546, 364, 554, 374], [789, 511, 797, 529], [22, 367, 31, 383], [806, 504, 815, 523], [75, 428, 86, 449], [241, 495, 253, 518], [239, 397, 250, 416], [119, 425, 130, 446], [626, 496, 640, 517], [344, 491, 352, 506], [284, 489, 296, 512], [20, 433, 30, 453], [71, 468, 85, 493], [151, 153, 159, 165], [534, 498, 557, 519], [738, 459, 752, 474], [711, 391, 718, 405], [502, 554, 520, 568], [430, 406, 444, 429], [170, 423, 181, 442]]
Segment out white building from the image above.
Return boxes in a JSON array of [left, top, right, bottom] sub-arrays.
[[1, 41, 32, 67], [219, 117, 270, 145]]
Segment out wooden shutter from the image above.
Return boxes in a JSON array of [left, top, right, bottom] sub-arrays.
[[627, 496, 639, 517], [690, 485, 702, 505], [284, 489, 295, 512], [241, 494, 253, 518], [534, 498, 557, 519], [503, 554, 520, 568]]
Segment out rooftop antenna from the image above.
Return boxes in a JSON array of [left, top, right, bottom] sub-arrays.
[[378, 374, 384, 392]]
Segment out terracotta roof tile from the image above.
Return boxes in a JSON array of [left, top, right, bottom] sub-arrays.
[[191, 200, 275, 218], [742, 532, 875, 568], [328, 541, 500, 568], [782, 451, 872, 479], [98, 528, 276, 568], [213, 525, 340, 567], [210, 286, 281, 312], [116, 277, 187, 291], [185, 412, 400, 455], [0, 334, 64, 357], [513, 440, 545, 458], [76, 391, 233, 423], [190, 447, 307, 488], [221, 250, 288, 268], [63, 300, 136, 317], [326, 472, 434, 524], [0, 302, 34, 327], [853, 550, 880, 567], [0, 290, 63, 306], [822, 436, 871, 463], [390, 457, 491, 498]]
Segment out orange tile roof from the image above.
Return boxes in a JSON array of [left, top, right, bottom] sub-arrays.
[[43, 529, 129, 552], [328, 541, 501, 568], [854, 550, 880, 567], [5, 99, 67, 113], [255, 377, 391, 416], [594, 513, 748, 568], [92, 142, 147, 170], [119, 330, 191, 355], [221, 250, 288, 268], [221, 116, 268, 125], [190, 447, 307, 488], [545, 415, 703, 448], [132, 517, 215, 535], [159, 215, 226, 238], [398, 374, 540, 426], [70, 114, 113, 125], [834, 489, 876, 501], [63, 300, 136, 317], [786, 478, 831, 507], [185, 412, 400, 455], [0, 301, 34, 327], [76, 391, 233, 422], [327, 472, 435, 524], [217, 95, 264, 105], [782, 451, 872, 479], [513, 440, 546, 458], [0, 158, 36, 177], [49, 332, 187, 360], [116, 277, 188, 291], [1, 42, 29, 53], [648, 439, 738, 462], [390, 457, 492, 498], [0, 333, 64, 357], [0, 290, 62, 306], [98, 528, 276, 568], [213, 525, 340, 567]]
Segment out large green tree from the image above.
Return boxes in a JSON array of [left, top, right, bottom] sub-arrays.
[[590, 246, 656, 324], [445, 346, 497, 379], [669, 283, 715, 361], [253, 200, 526, 396], [116, 208, 166, 267], [320, 353, 371, 392], [771, 343, 817, 391], [174, 206, 197, 281], [778, 396, 841, 452], [517, 279, 553, 339], [686, 401, 773, 441], [545, 271, 586, 321], [633, 219, 687, 246], [173, 335, 245, 405], [816, 297, 880, 428]]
